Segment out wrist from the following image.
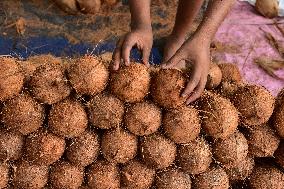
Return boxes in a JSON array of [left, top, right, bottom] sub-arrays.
[[131, 20, 152, 31]]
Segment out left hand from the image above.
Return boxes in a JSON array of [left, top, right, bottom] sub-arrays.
[[162, 36, 210, 104]]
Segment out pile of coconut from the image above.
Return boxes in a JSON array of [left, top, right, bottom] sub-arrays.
[[0, 53, 284, 189]]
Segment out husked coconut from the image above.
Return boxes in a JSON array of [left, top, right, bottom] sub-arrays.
[[77, 0, 101, 14], [206, 63, 222, 89]]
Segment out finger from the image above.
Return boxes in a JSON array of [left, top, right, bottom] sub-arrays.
[[122, 39, 135, 66], [181, 63, 202, 97], [112, 38, 124, 70], [186, 75, 207, 104], [142, 47, 151, 67], [162, 50, 184, 69]]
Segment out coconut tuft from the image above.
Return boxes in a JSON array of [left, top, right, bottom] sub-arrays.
[[24, 129, 66, 166], [87, 159, 120, 189], [121, 159, 155, 189], [140, 134, 177, 170], [0, 162, 9, 189], [0, 57, 24, 101], [88, 93, 124, 129], [29, 63, 71, 104], [232, 85, 275, 126], [163, 105, 200, 144], [177, 137, 212, 175], [192, 167, 229, 189], [125, 101, 161, 136], [213, 131, 248, 168], [50, 161, 84, 189], [48, 98, 88, 138], [12, 160, 49, 189], [1, 94, 44, 135], [151, 69, 186, 109], [68, 55, 109, 96], [155, 167, 191, 189], [101, 128, 137, 164], [199, 91, 239, 139], [206, 63, 222, 89], [110, 63, 150, 103], [66, 130, 100, 167]]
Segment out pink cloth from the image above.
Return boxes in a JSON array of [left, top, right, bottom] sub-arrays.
[[214, 1, 284, 96]]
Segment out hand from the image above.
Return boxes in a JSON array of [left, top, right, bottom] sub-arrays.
[[162, 36, 210, 104], [113, 27, 153, 70]]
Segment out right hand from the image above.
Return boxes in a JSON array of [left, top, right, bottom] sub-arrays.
[[112, 27, 153, 70]]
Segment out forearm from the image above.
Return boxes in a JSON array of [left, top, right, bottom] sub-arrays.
[[129, 0, 152, 30], [194, 0, 235, 44], [172, 0, 204, 38]]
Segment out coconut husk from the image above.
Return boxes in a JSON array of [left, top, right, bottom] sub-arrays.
[[255, 0, 278, 18], [0, 162, 9, 189], [254, 57, 284, 80]]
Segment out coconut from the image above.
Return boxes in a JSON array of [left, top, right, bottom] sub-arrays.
[[101, 128, 137, 164], [121, 159, 155, 189], [274, 141, 284, 169], [1, 94, 44, 135], [218, 63, 242, 83], [48, 99, 87, 138], [0, 130, 24, 162], [99, 52, 113, 69], [249, 166, 284, 189], [245, 124, 280, 157], [199, 91, 238, 139], [0, 57, 24, 101], [12, 161, 48, 189], [206, 63, 222, 89], [225, 156, 255, 182], [53, 0, 80, 14], [24, 129, 66, 166], [29, 63, 71, 104], [151, 69, 186, 109], [163, 106, 200, 144], [213, 131, 248, 168], [177, 137, 212, 175], [66, 130, 100, 167], [0, 163, 9, 189], [255, 0, 278, 18], [87, 159, 120, 189], [218, 81, 242, 99], [110, 63, 150, 103], [125, 101, 161, 136], [68, 55, 109, 96], [192, 167, 229, 189], [155, 168, 191, 189], [140, 134, 177, 169], [272, 96, 284, 138], [77, 0, 101, 14], [232, 85, 275, 126], [102, 0, 119, 6], [50, 161, 84, 189], [88, 93, 124, 129]]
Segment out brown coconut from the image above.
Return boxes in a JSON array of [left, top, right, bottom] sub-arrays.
[[66, 130, 100, 167], [192, 167, 229, 189], [0, 163, 9, 189], [218, 63, 242, 83], [77, 0, 101, 14], [0, 57, 24, 101], [12, 161, 48, 189], [68, 55, 109, 95], [87, 159, 120, 189], [206, 63, 222, 89], [246, 124, 280, 157], [249, 166, 284, 189], [274, 141, 284, 169], [121, 159, 155, 189], [48, 99, 88, 138], [101, 128, 137, 164], [50, 161, 84, 189], [155, 168, 191, 189], [140, 134, 177, 169], [24, 129, 66, 166], [218, 81, 242, 99], [225, 156, 255, 182], [102, 0, 119, 6], [29, 63, 71, 104], [0, 130, 24, 162], [199, 91, 239, 139], [110, 63, 150, 103], [54, 0, 79, 14], [177, 137, 212, 175], [125, 101, 161, 136], [163, 106, 200, 144], [213, 131, 248, 168], [151, 69, 186, 109], [1, 94, 44, 135], [88, 93, 124, 129], [255, 0, 278, 18], [232, 85, 275, 126], [272, 96, 284, 138]]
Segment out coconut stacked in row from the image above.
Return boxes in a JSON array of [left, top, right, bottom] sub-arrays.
[[0, 54, 284, 189]]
